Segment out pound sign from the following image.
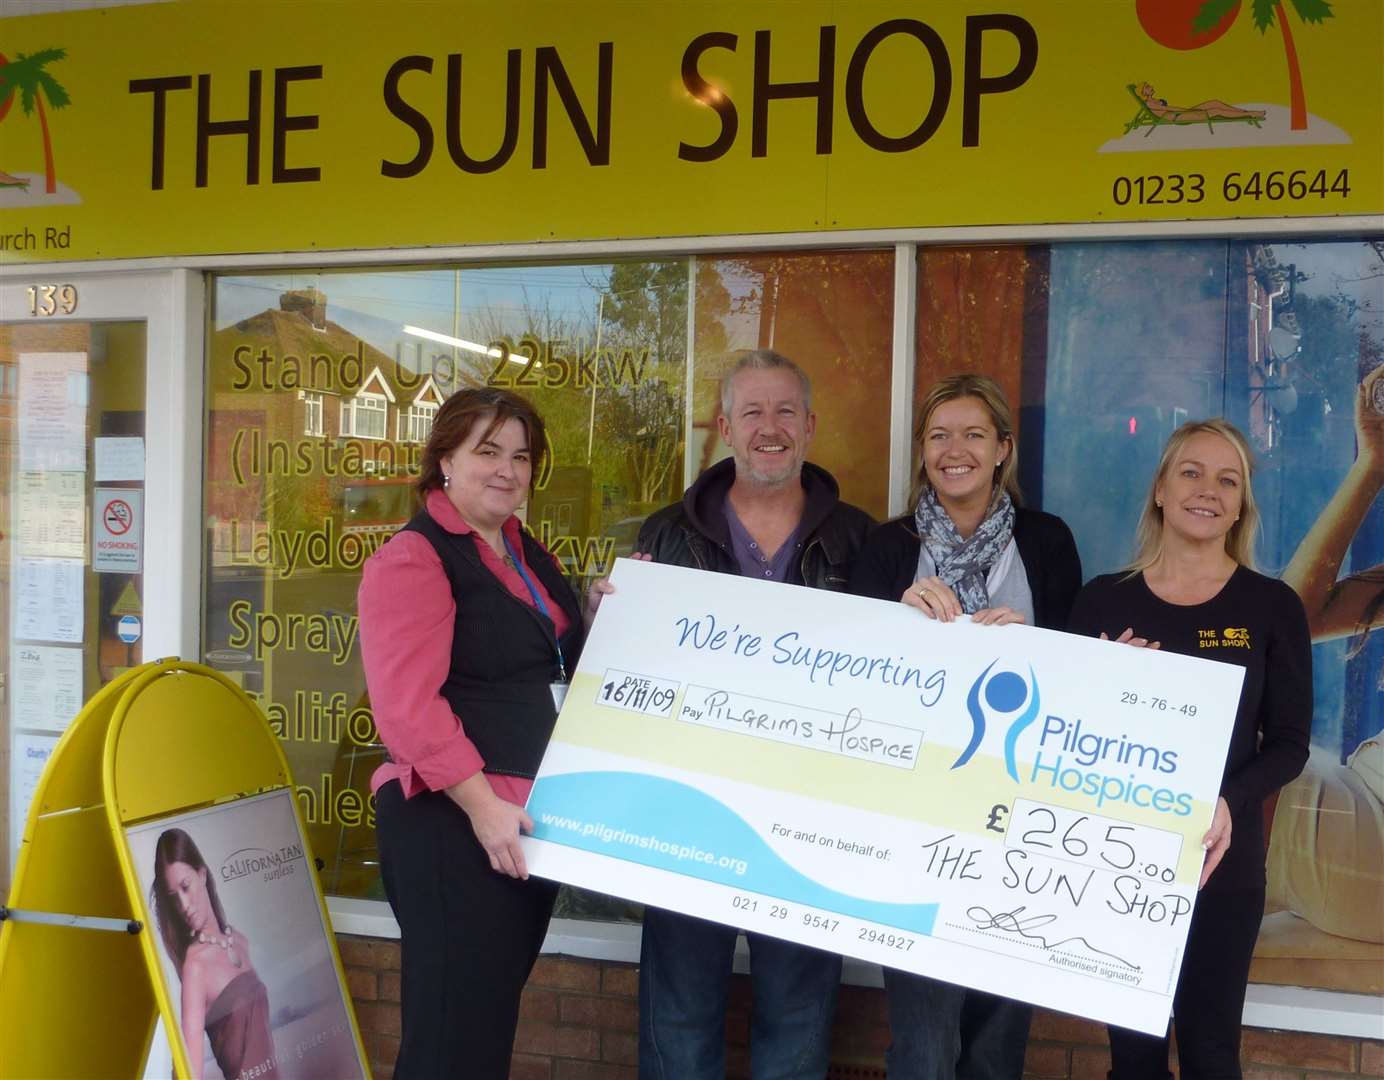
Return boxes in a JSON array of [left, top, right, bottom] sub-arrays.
[[985, 804, 1009, 833]]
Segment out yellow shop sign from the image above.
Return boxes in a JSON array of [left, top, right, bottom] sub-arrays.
[[1, 0, 1380, 261]]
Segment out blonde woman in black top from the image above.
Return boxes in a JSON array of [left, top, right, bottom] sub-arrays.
[[1069, 418, 1311, 1080]]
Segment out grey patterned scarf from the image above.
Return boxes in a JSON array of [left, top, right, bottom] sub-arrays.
[[913, 486, 1015, 614]]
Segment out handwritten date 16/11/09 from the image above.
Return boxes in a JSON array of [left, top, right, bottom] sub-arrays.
[[600, 678, 676, 713], [1119, 691, 1195, 716]]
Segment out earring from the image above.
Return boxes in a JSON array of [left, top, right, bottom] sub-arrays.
[[443, 473, 450, 489], [1155, 499, 1162, 508]]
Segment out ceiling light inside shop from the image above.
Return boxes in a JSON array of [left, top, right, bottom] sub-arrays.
[[402, 325, 527, 364]]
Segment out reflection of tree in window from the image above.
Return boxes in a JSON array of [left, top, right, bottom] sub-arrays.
[[583, 262, 698, 510], [466, 260, 693, 547], [690, 251, 894, 517]]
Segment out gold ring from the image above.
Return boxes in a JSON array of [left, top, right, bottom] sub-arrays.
[[916, 586, 933, 601]]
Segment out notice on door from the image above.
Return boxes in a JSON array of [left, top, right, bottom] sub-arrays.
[[19, 352, 87, 473], [17, 470, 86, 559], [93, 488, 142, 573], [16, 556, 83, 642], [13, 644, 83, 732], [11, 731, 59, 867], [94, 436, 145, 482]]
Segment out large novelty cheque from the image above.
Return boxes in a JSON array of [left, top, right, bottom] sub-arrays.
[[523, 560, 1244, 1034]]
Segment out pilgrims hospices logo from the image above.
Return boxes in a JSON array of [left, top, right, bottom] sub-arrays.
[[952, 659, 1041, 782]]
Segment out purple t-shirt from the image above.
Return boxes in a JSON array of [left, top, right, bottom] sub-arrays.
[[724, 494, 803, 583]]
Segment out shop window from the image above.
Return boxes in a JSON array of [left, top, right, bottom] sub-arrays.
[[205, 263, 694, 919], [691, 250, 895, 520], [206, 254, 899, 917], [913, 242, 1240, 573], [302, 391, 324, 436], [204, 241, 1383, 972], [914, 239, 1384, 995]]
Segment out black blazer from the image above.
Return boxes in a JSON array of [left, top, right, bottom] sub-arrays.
[[847, 508, 1082, 631]]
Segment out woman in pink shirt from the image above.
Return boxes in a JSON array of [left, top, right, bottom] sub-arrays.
[[359, 387, 596, 1078]]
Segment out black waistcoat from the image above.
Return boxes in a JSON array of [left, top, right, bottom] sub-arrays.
[[401, 509, 584, 779]]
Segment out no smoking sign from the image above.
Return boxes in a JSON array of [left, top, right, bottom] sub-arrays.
[[93, 488, 143, 573], [104, 498, 134, 535]]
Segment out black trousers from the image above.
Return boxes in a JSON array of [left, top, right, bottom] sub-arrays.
[[1108, 885, 1265, 1080], [376, 780, 558, 1080]]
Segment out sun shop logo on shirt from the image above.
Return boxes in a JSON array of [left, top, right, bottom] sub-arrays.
[[1198, 627, 1251, 650]]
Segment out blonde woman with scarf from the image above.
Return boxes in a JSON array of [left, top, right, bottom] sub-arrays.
[[849, 373, 1082, 1080]]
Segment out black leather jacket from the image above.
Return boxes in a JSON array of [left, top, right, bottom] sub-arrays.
[[636, 459, 874, 591]]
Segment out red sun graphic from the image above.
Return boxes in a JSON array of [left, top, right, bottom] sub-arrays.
[[1137, 0, 1241, 50]]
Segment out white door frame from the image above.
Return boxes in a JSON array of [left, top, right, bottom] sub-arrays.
[[0, 269, 205, 660]]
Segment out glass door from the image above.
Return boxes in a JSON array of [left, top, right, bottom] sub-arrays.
[[0, 270, 202, 883]]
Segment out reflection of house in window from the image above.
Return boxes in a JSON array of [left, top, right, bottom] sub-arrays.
[[397, 375, 445, 443], [400, 402, 437, 442], [340, 366, 395, 440], [302, 390, 324, 436], [341, 392, 387, 438]]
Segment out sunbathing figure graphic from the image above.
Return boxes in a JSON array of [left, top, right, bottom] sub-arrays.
[[1126, 82, 1266, 135]]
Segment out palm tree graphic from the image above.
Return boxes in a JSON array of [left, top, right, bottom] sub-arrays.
[[0, 47, 71, 194], [1192, 0, 1333, 131]]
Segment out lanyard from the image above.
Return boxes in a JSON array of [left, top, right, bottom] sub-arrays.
[[501, 531, 567, 682]]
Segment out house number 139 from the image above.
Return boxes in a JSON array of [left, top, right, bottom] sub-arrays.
[[27, 284, 78, 316]]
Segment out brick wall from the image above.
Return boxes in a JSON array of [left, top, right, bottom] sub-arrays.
[[337, 935, 1382, 1079]]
